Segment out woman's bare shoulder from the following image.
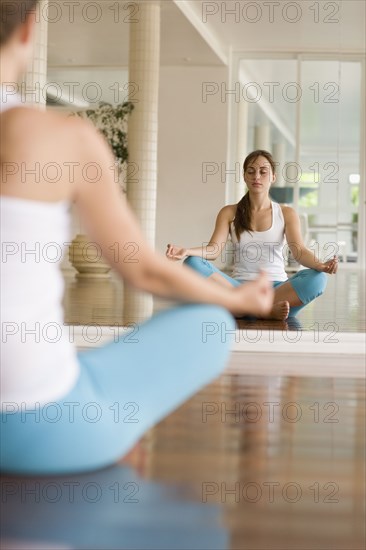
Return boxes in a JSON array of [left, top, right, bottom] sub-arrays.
[[279, 204, 299, 226], [279, 203, 297, 217], [0, 108, 112, 200], [1, 107, 101, 155], [1, 107, 112, 170], [218, 203, 237, 221]]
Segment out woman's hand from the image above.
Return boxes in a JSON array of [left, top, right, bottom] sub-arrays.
[[166, 244, 187, 261], [231, 271, 274, 317], [319, 255, 339, 275]]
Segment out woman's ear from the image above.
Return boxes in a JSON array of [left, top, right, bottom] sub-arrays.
[[272, 173, 277, 184]]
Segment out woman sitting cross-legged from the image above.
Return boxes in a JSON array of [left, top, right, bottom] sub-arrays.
[[0, 2, 275, 475], [167, 150, 338, 320]]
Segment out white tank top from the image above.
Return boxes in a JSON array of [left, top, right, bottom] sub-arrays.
[[0, 96, 80, 409], [230, 201, 288, 282]]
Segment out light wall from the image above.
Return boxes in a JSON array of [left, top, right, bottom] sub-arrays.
[[156, 65, 229, 267]]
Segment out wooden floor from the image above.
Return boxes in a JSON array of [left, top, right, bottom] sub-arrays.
[[1, 267, 365, 550], [146, 374, 365, 550]]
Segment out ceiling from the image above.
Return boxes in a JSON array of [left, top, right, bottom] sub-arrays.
[[46, 0, 364, 161], [47, 0, 223, 68], [180, 0, 365, 58], [47, 0, 365, 69]]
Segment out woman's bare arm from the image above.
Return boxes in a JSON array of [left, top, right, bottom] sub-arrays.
[[282, 206, 338, 274]]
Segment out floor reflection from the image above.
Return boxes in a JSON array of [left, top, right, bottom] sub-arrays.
[[1, 464, 228, 550], [63, 268, 365, 332]]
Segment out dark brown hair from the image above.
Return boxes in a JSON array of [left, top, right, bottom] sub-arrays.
[[233, 150, 276, 240], [0, 0, 38, 45]]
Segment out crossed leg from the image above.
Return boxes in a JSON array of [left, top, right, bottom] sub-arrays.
[[271, 280, 303, 320], [208, 272, 292, 320], [183, 257, 327, 321]]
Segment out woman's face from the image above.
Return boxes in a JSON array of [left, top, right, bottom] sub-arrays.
[[244, 155, 276, 193]]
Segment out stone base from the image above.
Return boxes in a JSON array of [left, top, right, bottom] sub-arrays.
[[69, 234, 111, 279]]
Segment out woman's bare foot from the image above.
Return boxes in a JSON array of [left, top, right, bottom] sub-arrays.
[[267, 300, 290, 320]]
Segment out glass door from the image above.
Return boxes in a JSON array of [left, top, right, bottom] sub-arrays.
[[299, 60, 361, 263], [238, 56, 362, 264]]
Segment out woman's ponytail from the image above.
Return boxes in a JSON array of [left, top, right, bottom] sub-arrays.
[[233, 149, 276, 240]]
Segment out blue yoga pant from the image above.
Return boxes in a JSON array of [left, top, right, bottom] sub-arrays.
[[0, 304, 235, 475], [184, 257, 327, 317]]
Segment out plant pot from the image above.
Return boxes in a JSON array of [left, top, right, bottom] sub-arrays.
[[69, 234, 111, 279]]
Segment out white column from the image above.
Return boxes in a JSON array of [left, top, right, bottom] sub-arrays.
[[23, 0, 48, 109], [254, 124, 270, 151], [272, 141, 286, 187], [124, 0, 161, 323]]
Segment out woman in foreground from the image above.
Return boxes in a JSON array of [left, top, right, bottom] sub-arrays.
[[0, 1, 273, 475], [167, 150, 338, 320]]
